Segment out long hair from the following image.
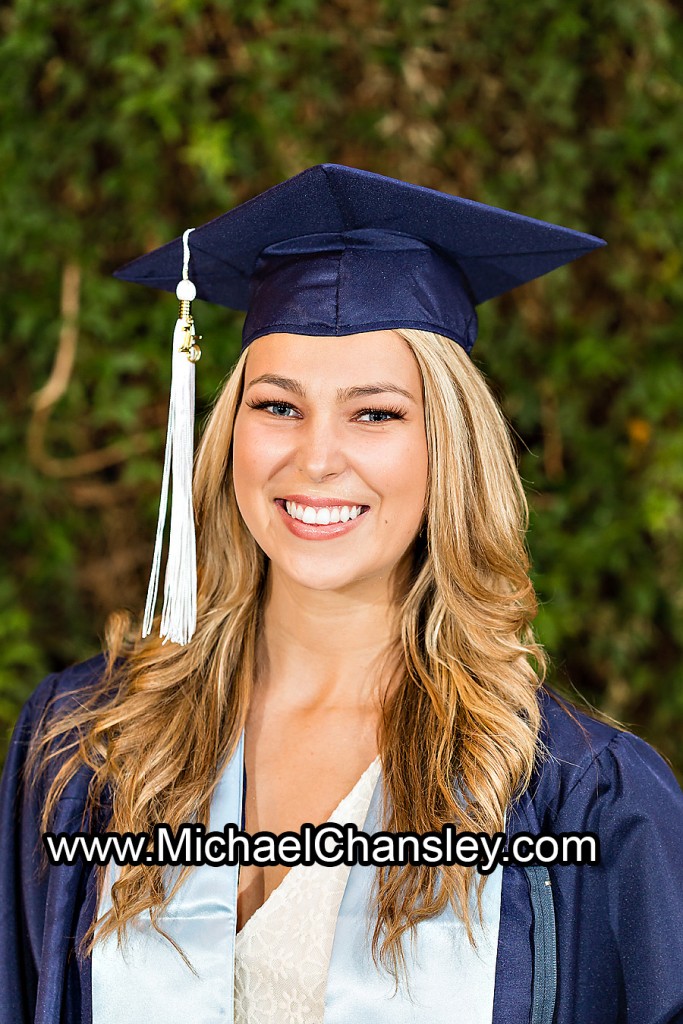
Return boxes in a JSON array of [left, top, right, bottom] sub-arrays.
[[30, 328, 546, 987]]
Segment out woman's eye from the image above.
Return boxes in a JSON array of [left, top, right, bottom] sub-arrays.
[[356, 407, 406, 423], [247, 400, 299, 417]]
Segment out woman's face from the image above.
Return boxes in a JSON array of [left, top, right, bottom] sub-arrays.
[[232, 330, 428, 595]]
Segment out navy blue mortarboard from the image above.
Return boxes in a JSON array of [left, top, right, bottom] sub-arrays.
[[114, 164, 605, 647], [113, 163, 605, 355]]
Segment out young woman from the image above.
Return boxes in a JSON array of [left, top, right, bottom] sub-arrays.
[[2, 165, 682, 1024]]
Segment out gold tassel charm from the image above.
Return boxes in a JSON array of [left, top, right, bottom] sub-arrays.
[[176, 294, 202, 362]]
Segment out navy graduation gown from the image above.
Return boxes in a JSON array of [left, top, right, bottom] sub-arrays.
[[1, 654, 683, 1024]]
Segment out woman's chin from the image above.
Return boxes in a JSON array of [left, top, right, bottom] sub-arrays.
[[268, 557, 385, 596]]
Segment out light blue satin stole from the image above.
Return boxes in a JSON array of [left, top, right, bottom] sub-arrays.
[[92, 730, 503, 1022]]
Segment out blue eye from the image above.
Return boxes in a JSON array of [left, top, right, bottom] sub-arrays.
[[247, 400, 299, 417], [356, 407, 406, 423]]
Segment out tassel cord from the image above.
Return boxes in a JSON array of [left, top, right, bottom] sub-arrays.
[[141, 228, 198, 646]]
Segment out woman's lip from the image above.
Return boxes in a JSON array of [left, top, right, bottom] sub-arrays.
[[274, 499, 370, 540]]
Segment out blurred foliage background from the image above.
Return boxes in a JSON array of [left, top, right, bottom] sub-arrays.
[[1, 0, 682, 773]]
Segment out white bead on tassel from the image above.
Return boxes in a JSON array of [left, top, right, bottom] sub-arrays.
[[142, 228, 202, 645]]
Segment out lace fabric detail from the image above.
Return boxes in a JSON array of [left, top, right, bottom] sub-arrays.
[[233, 756, 382, 1023]]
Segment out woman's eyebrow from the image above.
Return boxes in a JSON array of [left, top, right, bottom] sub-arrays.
[[246, 373, 416, 404]]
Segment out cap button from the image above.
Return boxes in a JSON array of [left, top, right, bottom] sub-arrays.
[[176, 279, 197, 301]]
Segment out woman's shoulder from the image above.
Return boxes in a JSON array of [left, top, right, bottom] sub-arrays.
[[520, 686, 683, 835], [4, 653, 112, 804], [21, 652, 111, 729]]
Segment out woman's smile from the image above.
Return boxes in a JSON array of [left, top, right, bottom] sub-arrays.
[[274, 497, 371, 540]]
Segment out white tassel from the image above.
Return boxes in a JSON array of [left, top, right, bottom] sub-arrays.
[[142, 229, 200, 645]]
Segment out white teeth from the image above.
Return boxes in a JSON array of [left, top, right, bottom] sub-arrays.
[[283, 501, 365, 525]]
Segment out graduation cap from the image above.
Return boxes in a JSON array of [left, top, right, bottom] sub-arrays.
[[113, 163, 606, 645]]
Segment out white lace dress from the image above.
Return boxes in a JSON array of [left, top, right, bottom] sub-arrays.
[[233, 756, 382, 1023]]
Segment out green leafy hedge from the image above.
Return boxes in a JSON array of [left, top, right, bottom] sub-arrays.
[[1, 0, 681, 773]]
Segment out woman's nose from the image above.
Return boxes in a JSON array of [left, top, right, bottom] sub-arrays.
[[295, 413, 347, 480]]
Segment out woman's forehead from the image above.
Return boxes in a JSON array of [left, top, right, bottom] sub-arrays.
[[244, 330, 422, 391]]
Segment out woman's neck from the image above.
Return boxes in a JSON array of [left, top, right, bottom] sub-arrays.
[[255, 566, 404, 713]]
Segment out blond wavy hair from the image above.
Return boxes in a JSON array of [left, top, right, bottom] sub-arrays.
[[31, 328, 546, 988]]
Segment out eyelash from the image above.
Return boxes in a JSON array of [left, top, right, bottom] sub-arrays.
[[246, 398, 407, 423]]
